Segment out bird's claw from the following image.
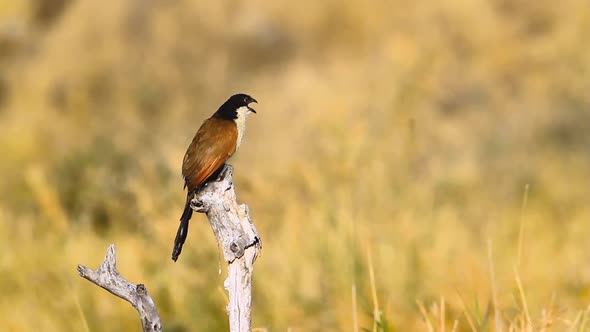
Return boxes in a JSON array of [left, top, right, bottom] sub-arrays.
[[190, 199, 207, 213]]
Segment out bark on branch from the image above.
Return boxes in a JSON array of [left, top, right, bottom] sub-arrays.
[[190, 164, 262, 332], [77, 244, 162, 332]]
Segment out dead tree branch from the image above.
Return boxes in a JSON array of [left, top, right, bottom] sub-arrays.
[[190, 164, 261, 332], [77, 244, 162, 332], [77, 164, 260, 332]]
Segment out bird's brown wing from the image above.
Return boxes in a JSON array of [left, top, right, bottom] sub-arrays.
[[182, 118, 237, 191]]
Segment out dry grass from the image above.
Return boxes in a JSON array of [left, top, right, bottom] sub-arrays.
[[1, 0, 589, 331]]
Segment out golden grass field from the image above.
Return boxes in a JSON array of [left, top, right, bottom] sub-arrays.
[[1, 0, 589, 331]]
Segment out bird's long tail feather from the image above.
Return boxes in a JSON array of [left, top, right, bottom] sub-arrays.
[[172, 192, 193, 261]]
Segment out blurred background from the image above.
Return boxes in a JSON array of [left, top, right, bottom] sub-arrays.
[[1, 0, 589, 331]]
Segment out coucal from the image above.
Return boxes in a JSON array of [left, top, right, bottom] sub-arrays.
[[172, 93, 257, 261]]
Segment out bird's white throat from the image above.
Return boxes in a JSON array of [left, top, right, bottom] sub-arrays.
[[234, 105, 253, 149]]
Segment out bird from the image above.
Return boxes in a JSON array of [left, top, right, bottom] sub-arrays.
[[172, 93, 257, 262]]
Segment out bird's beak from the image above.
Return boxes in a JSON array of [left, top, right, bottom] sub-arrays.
[[247, 98, 257, 113]]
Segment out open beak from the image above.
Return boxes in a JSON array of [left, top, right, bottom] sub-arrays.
[[247, 98, 257, 113]]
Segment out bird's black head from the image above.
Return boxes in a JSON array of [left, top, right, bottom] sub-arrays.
[[213, 93, 257, 120]]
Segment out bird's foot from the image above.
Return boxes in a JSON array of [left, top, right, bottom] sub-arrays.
[[217, 163, 232, 181], [190, 199, 207, 213]]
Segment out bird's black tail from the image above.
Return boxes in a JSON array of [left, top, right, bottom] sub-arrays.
[[172, 192, 193, 261]]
